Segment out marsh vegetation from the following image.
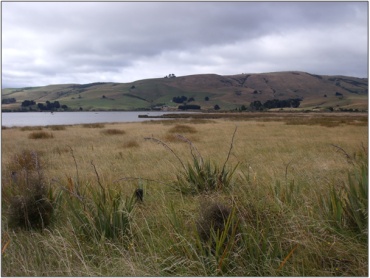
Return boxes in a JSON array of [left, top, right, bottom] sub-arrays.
[[1, 114, 368, 276]]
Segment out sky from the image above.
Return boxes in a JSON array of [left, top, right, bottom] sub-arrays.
[[2, 1, 368, 88]]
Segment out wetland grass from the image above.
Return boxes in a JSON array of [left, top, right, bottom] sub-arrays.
[[1, 116, 368, 276]]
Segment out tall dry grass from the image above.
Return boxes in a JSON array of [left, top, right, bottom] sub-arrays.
[[1, 115, 368, 276]]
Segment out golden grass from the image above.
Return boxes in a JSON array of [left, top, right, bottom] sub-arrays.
[[168, 124, 197, 133], [1, 115, 368, 276], [2, 118, 366, 187]]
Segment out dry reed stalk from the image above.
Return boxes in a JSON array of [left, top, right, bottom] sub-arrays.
[[277, 244, 298, 272]]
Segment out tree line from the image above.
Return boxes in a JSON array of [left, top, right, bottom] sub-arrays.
[[21, 100, 68, 111], [249, 98, 301, 111]]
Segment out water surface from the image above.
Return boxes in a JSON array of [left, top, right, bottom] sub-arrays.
[[1, 111, 183, 127]]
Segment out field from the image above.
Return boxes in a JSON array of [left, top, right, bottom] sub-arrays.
[[1, 113, 368, 276]]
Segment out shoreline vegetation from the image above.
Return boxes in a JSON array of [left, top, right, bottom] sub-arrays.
[[1, 114, 368, 276]]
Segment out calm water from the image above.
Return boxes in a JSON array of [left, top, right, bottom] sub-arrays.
[[1, 111, 185, 127]]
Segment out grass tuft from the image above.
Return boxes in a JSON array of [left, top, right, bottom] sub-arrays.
[[101, 129, 126, 135], [168, 124, 197, 134], [3, 150, 55, 230], [28, 131, 54, 139]]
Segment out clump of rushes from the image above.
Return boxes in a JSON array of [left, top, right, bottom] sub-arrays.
[[195, 202, 240, 274], [145, 127, 238, 194], [64, 160, 136, 242], [319, 146, 368, 239], [196, 202, 232, 243], [28, 131, 54, 139], [4, 150, 54, 230]]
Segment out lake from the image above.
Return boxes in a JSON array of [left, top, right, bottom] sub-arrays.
[[1, 111, 187, 127]]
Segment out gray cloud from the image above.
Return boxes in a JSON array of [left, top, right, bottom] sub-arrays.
[[2, 2, 368, 88]]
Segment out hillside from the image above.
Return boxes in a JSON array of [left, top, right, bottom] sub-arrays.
[[2, 71, 368, 111]]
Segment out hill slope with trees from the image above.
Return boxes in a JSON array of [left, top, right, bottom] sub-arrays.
[[2, 71, 367, 111]]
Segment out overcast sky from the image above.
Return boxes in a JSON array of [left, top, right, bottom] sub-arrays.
[[2, 1, 368, 88]]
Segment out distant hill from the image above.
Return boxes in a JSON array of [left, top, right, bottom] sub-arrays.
[[2, 71, 368, 111]]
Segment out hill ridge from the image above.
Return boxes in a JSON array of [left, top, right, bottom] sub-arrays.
[[2, 71, 368, 111]]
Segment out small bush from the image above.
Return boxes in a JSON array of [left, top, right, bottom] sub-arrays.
[[9, 194, 53, 230], [3, 150, 55, 230], [101, 129, 126, 135], [28, 131, 54, 139]]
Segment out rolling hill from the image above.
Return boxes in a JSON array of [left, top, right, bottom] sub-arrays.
[[2, 71, 368, 111]]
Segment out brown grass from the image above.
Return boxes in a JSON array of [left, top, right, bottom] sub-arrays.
[[47, 125, 67, 131], [1, 116, 368, 276], [82, 123, 105, 128], [122, 140, 140, 148], [20, 126, 43, 131], [168, 124, 197, 134]]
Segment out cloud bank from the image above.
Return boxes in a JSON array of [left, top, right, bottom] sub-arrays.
[[2, 2, 368, 88]]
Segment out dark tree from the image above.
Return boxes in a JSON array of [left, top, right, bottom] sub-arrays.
[[205, 96, 209, 101], [178, 104, 201, 110], [37, 103, 46, 110], [173, 96, 188, 103], [214, 104, 220, 110], [250, 100, 263, 111], [2, 98, 16, 104], [21, 100, 36, 107]]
